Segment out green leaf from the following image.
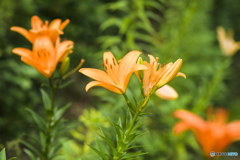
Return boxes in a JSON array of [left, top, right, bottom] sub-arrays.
[[100, 18, 122, 31], [49, 143, 62, 159], [126, 110, 133, 129], [21, 140, 41, 157], [25, 108, 46, 133], [98, 134, 116, 155], [23, 148, 36, 160], [88, 145, 108, 160], [40, 89, 51, 110], [107, 1, 128, 11], [121, 151, 148, 159], [52, 103, 71, 124], [58, 79, 74, 89], [40, 132, 46, 150], [0, 148, 6, 160], [95, 139, 106, 155], [109, 119, 123, 141], [119, 16, 133, 34]]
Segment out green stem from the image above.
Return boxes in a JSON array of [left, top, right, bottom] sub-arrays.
[[114, 94, 149, 159], [43, 78, 58, 160], [194, 57, 231, 112], [124, 112, 139, 141]]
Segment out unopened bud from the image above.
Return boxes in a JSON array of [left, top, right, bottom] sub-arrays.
[[137, 57, 144, 81], [60, 57, 70, 76], [157, 59, 185, 88], [155, 85, 178, 100]]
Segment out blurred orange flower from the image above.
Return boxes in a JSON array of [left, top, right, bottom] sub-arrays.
[[155, 84, 178, 100], [136, 55, 186, 96], [79, 50, 147, 94], [11, 15, 70, 44], [217, 26, 240, 56], [12, 36, 73, 78], [173, 108, 240, 157]]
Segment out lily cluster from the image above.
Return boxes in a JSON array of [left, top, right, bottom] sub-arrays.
[[217, 26, 240, 57], [173, 108, 240, 157], [79, 50, 186, 100], [11, 15, 74, 78]]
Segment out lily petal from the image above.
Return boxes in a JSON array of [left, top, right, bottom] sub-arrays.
[[49, 19, 62, 29], [31, 15, 44, 30], [173, 121, 191, 135], [227, 121, 240, 140], [21, 57, 53, 78], [148, 54, 156, 65], [79, 68, 115, 85], [12, 48, 32, 59], [119, 50, 141, 84], [56, 40, 73, 61], [177, 72, 186, 79], [173, 109, 207, 132], [122, 64, 148, 93], [10, 27, 32, 42], [59, 19, 70, 30], [86, 81, 122, 94]]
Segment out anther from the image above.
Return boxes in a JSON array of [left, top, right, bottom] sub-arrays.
[[110, 64, 112, 69], [37, 51, 41, 58], [112, 58, 116, 65], [105, 59, 108, 65]]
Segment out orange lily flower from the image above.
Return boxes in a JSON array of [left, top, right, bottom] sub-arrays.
[[173, 108, 240, 157], [217, 26, 240, 56], [79, 50, 147, 94], [11, 15, 70, 44], [136, 55, 186, 96], [155, 84, 178, 100], [12, 36, 73, 78]]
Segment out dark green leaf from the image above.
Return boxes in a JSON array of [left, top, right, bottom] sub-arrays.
[[0, 148, 6, 160], [52, 103, 71, 124], [40, 89, 51, 110], [88, 145, 108, 160], [23, 148, 36, 160], [21, 140, 41, 157], [25, 108, 46, 133], [58, 79, 74, 89], [98, 134, 116, 155], [121, 151, 148, 159]]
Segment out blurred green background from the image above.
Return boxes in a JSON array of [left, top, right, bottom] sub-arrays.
[[1, 0, 240, 159]]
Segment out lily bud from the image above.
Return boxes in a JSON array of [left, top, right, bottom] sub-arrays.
[[155, 85, 178, 100], [157, 59, 186, 88], [60, 57, 70, 76], [136, 57, 144, 82]]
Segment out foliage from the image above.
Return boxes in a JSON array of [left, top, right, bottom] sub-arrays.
[[1, 0, 240, 159]]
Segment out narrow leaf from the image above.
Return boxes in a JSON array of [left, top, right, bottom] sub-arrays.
[[0, 148, 6, 160], [88, 145, 107, 160], [21, 140, 41, 157], [25, 108, 46, 133], [23, 148, 36, 160], [52, 103, 71, 124], [40, 89, 51, 110], [58, 79, 74, 89]]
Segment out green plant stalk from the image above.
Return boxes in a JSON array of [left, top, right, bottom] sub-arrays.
[[43, 78, 55, 160], [113, 95, 149, 159], [194, 57, 231, 113], [43, 77, 62, 160]]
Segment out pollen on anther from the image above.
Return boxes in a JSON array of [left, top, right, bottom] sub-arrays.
[[37, 51, 41, 58], [112, 58, 116, 65]]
